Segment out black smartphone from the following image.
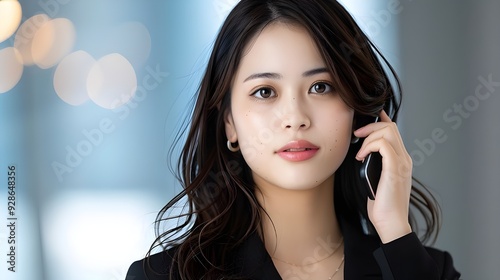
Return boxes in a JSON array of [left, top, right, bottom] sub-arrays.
[[359, 116, 382, 200]]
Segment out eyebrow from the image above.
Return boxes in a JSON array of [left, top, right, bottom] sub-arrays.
[[243, 72, 282, 82], [243, 67, 329, 82], [302, 67, 329, 77]]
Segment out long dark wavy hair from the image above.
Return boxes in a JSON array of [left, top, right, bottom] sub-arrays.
[[147, 0, 441, 279]]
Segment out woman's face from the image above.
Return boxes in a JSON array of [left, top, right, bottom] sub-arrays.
[[225, 22, 354, 191]]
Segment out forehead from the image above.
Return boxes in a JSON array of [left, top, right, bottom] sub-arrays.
[[234, 22, 326, 82]]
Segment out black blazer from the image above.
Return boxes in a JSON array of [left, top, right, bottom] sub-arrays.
[[126, 216, 460, 279]]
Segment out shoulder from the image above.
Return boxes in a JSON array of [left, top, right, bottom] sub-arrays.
[[374, 233, 461, 280], [424, 246, 461, 280], [126, 248, 177, 280]]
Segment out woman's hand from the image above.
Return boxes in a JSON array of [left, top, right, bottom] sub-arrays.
[[353, 110, 413, 243]]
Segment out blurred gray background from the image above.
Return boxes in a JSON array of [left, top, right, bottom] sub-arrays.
[[0, 0, 498, 279], [398, 1, 500, 278]]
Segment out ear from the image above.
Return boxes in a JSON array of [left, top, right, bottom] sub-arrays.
[[224, 109, 238, 142]]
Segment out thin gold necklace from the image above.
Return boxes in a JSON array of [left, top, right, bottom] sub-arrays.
[[271, 237, 343, 266], [327, 255, 344, 280]]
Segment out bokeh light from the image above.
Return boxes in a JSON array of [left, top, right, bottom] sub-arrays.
[[87, 53, 137, 109], [0, 47, 23, 93], [53, 50, 96, 105], [32, 17, 76, 69], [0, 0, 22, 43], [14, 14, 50, 66], [42, 192, 155, 272]]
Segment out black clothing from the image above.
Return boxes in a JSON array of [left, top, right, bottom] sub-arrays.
[[126, 223, 460, 279]]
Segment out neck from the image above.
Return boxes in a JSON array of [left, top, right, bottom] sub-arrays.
[[255, 175, 342, 265]]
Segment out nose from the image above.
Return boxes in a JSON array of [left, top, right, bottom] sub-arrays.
[[277, 98, 311, 130]]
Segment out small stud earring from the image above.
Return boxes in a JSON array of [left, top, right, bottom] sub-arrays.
[[227, 140, 239, 152]]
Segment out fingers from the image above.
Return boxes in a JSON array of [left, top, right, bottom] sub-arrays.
[[354, 110, 414, 243], [352, 110, 391, 138], [354, 122, 407, 160], [355, 136, 397, 162]]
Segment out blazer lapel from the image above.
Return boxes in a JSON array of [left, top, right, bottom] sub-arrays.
[[231, 232, 282, 279]]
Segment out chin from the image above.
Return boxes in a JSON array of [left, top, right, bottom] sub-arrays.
[[255, 170, 336, 192]]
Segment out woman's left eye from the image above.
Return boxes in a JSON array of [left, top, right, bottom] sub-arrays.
[[309, 82, 333, 94]]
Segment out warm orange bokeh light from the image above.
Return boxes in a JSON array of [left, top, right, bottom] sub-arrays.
[[14, 14, 50, 66], [32, 18, 76, 69], [0, 0, 22, 43]]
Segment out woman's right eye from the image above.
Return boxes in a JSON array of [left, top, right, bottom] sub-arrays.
[[251, 87, 275, 99]]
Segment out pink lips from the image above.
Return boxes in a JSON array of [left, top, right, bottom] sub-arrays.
[[276, 140, 320, 162]]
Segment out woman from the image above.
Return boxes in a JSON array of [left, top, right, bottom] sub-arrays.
[[127, 0, 460, 279]]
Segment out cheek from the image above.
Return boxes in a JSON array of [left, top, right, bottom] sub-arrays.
[[232, 110, 274, 164], [325, 126, 351, 162], [330, 116, 352, 144], [319, 107, 354, 160]]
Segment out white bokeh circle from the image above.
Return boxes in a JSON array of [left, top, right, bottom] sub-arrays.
[[53, 50, 96, 106], [0, 47, 24, 93], [87, 53, 137, 109]]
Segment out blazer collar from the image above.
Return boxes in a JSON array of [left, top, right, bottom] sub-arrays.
[[230, 217, 383, 279]]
